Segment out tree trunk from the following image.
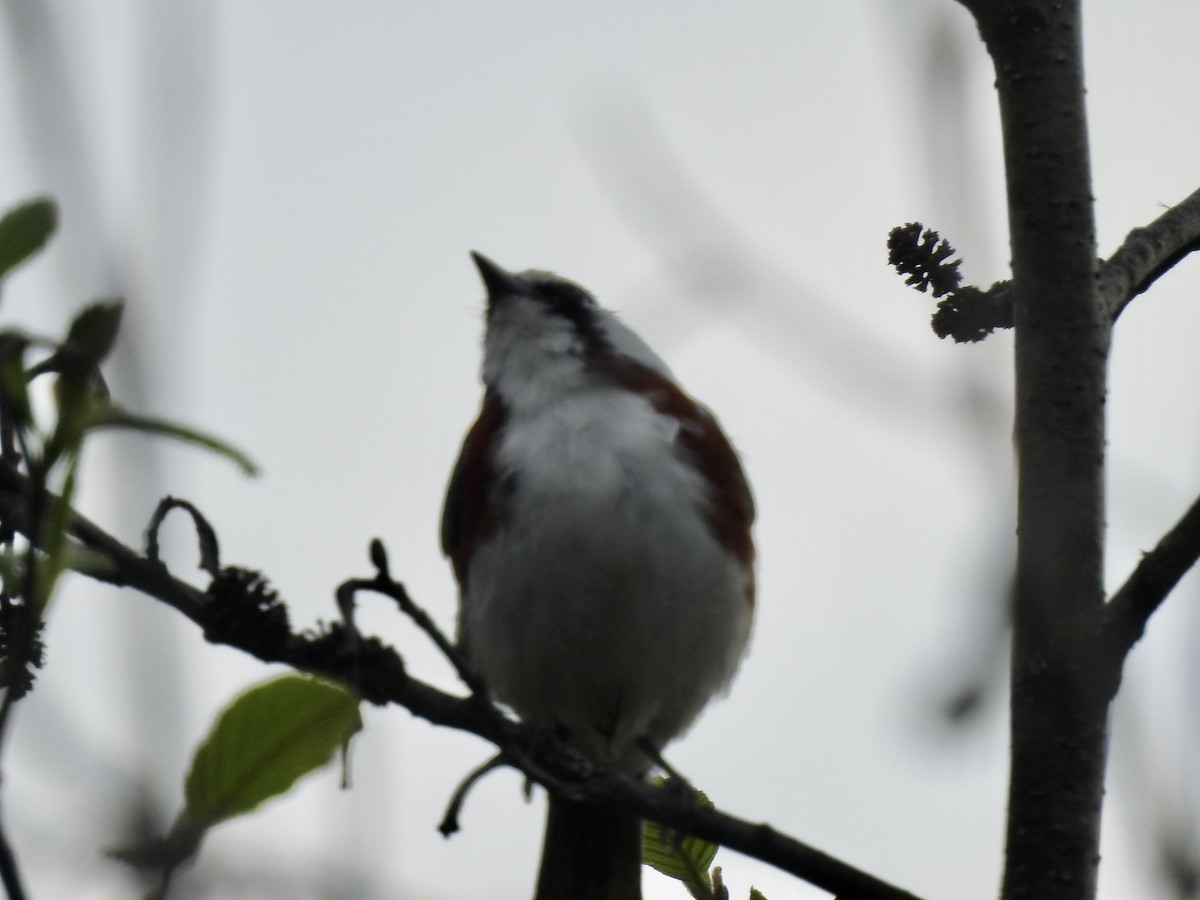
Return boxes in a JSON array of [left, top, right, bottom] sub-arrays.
[[963, 2, 1115, 898]]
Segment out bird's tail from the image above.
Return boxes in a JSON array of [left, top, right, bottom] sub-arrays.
[[534, 794, 643, 900]]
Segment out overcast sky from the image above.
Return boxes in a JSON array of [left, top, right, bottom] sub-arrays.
[[2, 2, 1200, 899]]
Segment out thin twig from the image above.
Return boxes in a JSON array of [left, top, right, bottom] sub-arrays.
[[1103, 186, 1200, 321], [1102, 490, 1200, 664], [0, 818, 27, 900], [358, 540, 486, 698], [438, 752, 508, 836], [144, 496, 221, 577], [0, 444, 45, 900], [385, 580, 484, 695], [0, 463, 208, 623], [0, 408, 26, 900]]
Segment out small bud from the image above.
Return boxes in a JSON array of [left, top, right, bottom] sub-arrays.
[[369, 539, 390, 577]]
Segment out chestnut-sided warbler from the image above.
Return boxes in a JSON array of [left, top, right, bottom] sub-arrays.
[[441, 253, 755, 900]]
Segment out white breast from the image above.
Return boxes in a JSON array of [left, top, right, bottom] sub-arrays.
[[461, 385, 753, 770]]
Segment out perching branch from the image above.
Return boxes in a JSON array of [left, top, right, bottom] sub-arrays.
[[1102, 490, 1200, 666], [0, 459, 927, 900]]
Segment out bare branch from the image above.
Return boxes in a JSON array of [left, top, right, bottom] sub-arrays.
[[144, 495, 221, 577], [1104, 186, 1200, 321], [1102, 491, 1200, 664], [339, 542, 486, 698], [0, 817, 27, 900], [438, 752, 507, 837]]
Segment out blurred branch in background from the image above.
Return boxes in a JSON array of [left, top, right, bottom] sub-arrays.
[[891, 5, 1014, 732], [1113, 686, 1200, 900]]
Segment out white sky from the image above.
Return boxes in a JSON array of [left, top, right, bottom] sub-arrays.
[[2, 2, 1200, 899]]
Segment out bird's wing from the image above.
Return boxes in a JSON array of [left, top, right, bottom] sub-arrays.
[[440, 390, 509, 588]]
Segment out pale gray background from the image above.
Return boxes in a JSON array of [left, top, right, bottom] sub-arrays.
[[1, 2, 1199, 898]]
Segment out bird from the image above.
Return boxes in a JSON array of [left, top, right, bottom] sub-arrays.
[[441, 252, 755, 900]]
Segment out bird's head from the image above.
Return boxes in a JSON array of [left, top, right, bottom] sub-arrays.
[[470, 252, 671, 407]]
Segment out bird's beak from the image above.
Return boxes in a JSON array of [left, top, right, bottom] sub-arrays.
[[471, 251, 527, 300]]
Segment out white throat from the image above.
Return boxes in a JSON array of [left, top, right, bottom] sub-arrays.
[[482, 288, 673, 413]]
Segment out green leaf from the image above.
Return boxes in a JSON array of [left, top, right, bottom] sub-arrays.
[[643, 779, 719, 898], [65, 299, 124, 365], [42, 374, 95, 476], [83, 404, 259, 476], [748, 889, 768, 900], [0, 548, 22, 594], [0, 197, 56, 281], [184, 674, 362, 828], [33, 450, 80, 614]]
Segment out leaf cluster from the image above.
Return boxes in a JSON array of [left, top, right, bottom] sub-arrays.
[[0, 195, 325, 900], [0, 196, 256, 706]]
